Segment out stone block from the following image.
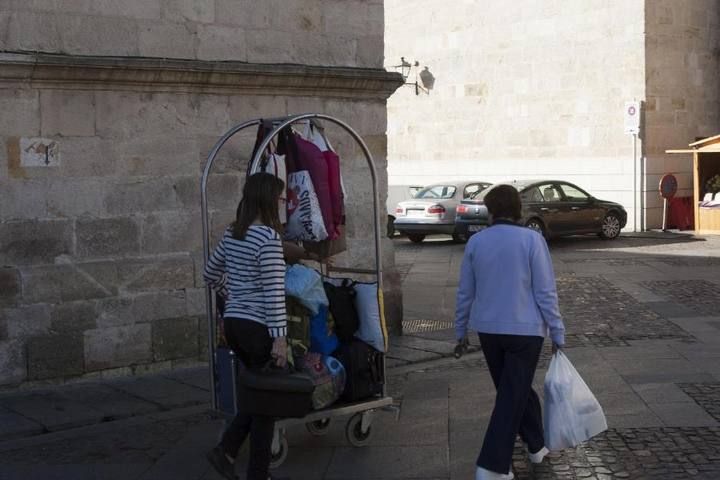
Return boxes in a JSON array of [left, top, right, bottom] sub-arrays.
[[0, 219, 73, 265], [152, 316, 200, 361], [103, 178, 179, 215], [40, 90, 95, 137], [141, 210, 202, 254], [5, 11, 63, 53], [0, 339, 26, 385], [134, 290, 189, 322], [118, 255, 195, 292], [207, 174, 242, 210], [84, 323, 152, 370], [246, 29, 294, 64], [96, 290, 187, 327], [138, 23, 195, 59], [115, 135, 198, 177], [185, 287, 207, 316], [76, 216, 141, 257], [21, 261, 118, 304], [27, 333, 84, 380], [0, 89, 40, 137], [4, 303, 52, 339], [196, 25, 247, 62], [50, 300, 98, 332], [215, 0, 271, 28], [0, 267, 21, 307], [323, 1, 379, 37], [46, 178, 108, 217], [269, 0, 322, 33], [58, 14, 139, 56], [90, 0, 162, 19], [55, 136, 120, 178], [356, 35, 384, 68], [163, 0, 215, 23]]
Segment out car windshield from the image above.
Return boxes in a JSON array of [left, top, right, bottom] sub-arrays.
[[414, 185, 457, 199], [469, 181, 535, 200]]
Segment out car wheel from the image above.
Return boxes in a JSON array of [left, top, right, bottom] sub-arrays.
[[525, 218, 546, 237], [387, 215, 395, 238], [600, 212, 621, 240], [407, 234, 426, 243]]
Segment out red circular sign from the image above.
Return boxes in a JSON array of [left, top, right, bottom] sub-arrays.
[[659, 174, 678, 199]]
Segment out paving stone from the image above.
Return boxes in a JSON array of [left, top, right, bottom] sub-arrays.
[[162, 367, 211, 392], [0, 390, 104, 432], [649, 402, 718, 427], [109, 376, 209, 410], [59, 383, 160, 421], [0, 464, 150, 480], [0, 407, 44, 440], [385, 345, 443, 364], [632, 383, 693, 404], [325, 445, 449, 479]]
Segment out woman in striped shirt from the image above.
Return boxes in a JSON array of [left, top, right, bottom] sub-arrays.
[[204, 172, 288, 480]]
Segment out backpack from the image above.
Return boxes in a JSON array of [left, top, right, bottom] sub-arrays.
[[323, 279, 359, 342], [333, 339, 383, 402]]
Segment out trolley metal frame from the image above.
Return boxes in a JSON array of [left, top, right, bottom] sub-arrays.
[[201, 113, 395, 468]]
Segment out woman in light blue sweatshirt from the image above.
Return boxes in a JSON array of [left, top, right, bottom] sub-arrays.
[[455, 185, 565, 480]]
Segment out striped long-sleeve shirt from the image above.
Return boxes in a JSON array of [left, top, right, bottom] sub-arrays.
[[203, 225, 287, 338]]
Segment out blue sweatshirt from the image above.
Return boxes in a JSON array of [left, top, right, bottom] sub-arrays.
[[454, 221, 565, 345]]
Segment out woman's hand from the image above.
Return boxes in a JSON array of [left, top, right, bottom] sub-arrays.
[[271, 336, 288, 368], [552, 343, 563, 355]]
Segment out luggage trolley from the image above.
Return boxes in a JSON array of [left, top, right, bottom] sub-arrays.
[[201, 113, 395, 469]]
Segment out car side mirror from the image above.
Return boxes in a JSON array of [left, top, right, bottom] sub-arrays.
[[587, 197, 596, 204]]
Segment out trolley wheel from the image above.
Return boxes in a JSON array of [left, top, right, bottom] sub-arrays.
[[346, 413, 373, 447], [269, 432, 288, 469], [306, 418, 332, 436]]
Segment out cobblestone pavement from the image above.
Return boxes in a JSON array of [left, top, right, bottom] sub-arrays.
[[557, 275, 693, 345], [679, 384, 720, 423], [644, 280, 720, 316], [530, 427, 720, 480]]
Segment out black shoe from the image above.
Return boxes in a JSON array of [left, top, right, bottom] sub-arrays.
[[206, 446, 238, 480]]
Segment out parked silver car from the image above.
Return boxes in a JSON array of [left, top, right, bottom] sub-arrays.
[[393, 181, 492, 243]]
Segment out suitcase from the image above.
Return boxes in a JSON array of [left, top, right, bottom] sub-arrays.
[[333, 339, 383, 402], [216, 346, 314, 418]]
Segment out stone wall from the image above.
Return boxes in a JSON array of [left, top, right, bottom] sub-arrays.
[[1, 0, 383, 67], [643, 0, 720, 227], [0, 1, 400, 387], [386, 0, 648, 227]]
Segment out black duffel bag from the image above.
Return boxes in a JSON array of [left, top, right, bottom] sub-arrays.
[[236, 361, 314, 418], [333, 339, 383, 402], [323, 279, 360, 342]]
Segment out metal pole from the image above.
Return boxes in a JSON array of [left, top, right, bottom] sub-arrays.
[[201, 119, 262, 411], [662, 198, 668, 231], [633, 133, 638, 232]]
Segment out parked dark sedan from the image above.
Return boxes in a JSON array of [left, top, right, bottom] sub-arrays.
[[455, 180, 627, 240]]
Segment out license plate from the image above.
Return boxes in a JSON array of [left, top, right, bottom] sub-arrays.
[[468, 225, 485, 232], [406, 209, 425, 218]]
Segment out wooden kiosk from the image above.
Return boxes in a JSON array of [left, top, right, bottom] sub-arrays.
[[667, 134, 720, 234]]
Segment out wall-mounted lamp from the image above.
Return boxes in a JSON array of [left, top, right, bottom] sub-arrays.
[[393, 57, 435, 95]]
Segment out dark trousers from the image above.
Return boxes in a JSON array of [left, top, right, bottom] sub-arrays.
[[477, 333, 545, 475], [220, 319, 275, 480]]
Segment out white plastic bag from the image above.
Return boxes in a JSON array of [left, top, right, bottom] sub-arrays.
[[544, 351, 607, 450], [285, 171, 328, 242]]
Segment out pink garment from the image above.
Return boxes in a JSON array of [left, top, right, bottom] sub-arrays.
[[323, 150, 344, 235]]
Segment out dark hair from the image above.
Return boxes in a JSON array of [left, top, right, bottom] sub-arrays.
[[232, 172, 285, 239], [484, 184, 522, 222]]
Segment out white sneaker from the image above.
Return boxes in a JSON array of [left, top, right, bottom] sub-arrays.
[[528, 446, 549, 464], [475, 466, 514, 480]]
